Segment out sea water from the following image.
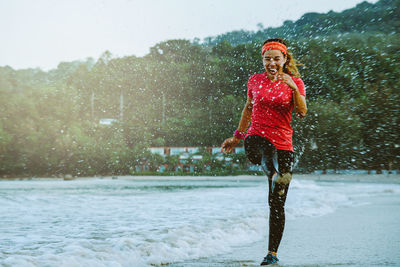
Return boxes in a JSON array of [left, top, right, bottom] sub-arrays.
[[0, 177, 399, 267]]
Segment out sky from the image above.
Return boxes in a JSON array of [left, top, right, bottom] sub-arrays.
[[0, 0, 379, 71]]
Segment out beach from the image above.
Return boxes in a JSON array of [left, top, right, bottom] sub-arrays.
[[0, 174, 399, 267]]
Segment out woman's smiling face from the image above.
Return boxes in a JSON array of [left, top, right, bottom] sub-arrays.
[[262, 49, 287, 78]]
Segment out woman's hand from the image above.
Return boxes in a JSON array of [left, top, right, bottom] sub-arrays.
[[220, 137, 241, 153], [277, 72, 298, 91], [221, 97, 252, 154]]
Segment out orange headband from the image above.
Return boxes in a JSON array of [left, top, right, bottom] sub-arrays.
[[262, 42, 287, 55]]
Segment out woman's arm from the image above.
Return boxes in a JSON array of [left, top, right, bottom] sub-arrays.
[[292, 88, 307, 118], [237, 97, 253, 131], [221, 97, 253, 153]]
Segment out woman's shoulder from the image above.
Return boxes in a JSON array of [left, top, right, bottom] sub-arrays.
[[290, 76, 305, 86], [290, 76, 303, 82], [290, 76, 306, 95], [250, 72, 266, 78], [248, 72, 265, 82]]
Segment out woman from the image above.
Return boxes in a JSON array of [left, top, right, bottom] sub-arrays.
[[221, 38, 307, 265]]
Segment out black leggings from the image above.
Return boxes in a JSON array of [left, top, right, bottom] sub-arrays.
[[244, 135, 294, 253]]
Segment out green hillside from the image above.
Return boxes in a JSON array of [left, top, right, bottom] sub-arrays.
[[203, 0, 399, 46]]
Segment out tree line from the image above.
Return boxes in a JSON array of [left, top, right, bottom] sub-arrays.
[[203, 0, 399, 46], [0, 32, 399, 177]]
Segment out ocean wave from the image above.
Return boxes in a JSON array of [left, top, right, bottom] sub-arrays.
[[2, 209, 267, 267]]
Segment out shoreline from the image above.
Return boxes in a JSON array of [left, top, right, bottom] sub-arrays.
[[1, 173, 399, 184]]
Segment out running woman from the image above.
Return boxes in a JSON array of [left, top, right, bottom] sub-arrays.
[[221, 38, 307, 265]]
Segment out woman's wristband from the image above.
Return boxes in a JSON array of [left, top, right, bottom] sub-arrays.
[[234, 130, 246, 139]]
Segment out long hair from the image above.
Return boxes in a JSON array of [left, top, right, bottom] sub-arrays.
[[263, 38, 301, 78]]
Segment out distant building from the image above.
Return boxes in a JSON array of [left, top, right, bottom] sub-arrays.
[[99, 118, 118, 125], [148, 146, 244, 157], [143, 146, 246, 173]]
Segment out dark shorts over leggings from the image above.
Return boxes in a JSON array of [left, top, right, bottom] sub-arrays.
[[244, 135, 294, 174]]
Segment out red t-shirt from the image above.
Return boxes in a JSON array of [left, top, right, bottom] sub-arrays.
[[245, 72, 306, 151]]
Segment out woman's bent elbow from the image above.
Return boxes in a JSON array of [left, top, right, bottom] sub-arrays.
[[297, 108, 307, 118]]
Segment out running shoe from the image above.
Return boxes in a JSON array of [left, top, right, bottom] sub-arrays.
[[260, 252, 279, 265]]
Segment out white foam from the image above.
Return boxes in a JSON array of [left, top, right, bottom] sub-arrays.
[[286, 179, 400, 219]]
